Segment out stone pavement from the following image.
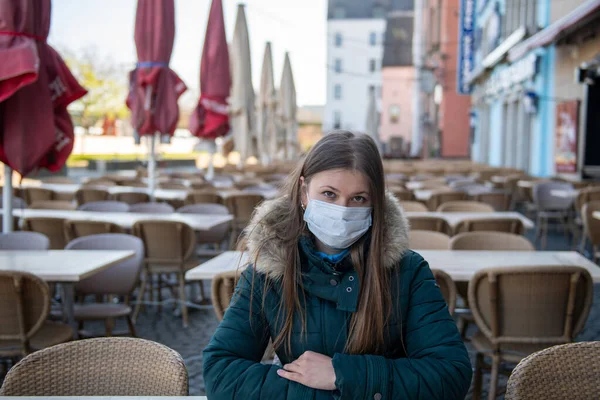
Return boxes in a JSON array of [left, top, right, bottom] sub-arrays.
[[1, 227, 599, 399]]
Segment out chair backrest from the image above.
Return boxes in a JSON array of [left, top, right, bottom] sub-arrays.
[[120, 180, 148, 188], [427, 191, 468, 211], [212, 270, 242, 320], [0, 271, 50, 356], [400, 201, 428, 212], [177, 203, 229, 215], [472, 192, 509, 211], [113, 191, 150, 205], [390, 189, 414, 201], [409, 230, 451, 250], [64, 220, 126, 242], [158, 182, 189, 190], [189, 182, 214, 191], [75, 188, 110, 205], [235, 179, 264, 190], [431, 269, 456, 315], [78, 201, 130, 212], [455, 218, 525, 235], [437, 201, 495, 213], [22, 218, 67, 249], [407, 216, 452, 235], [582, 201, 600, 247], [30, 200, 77, 210], [184, 191, 223, 206], [83, 179, 117, 187], [0, 232, 50, 250], [23, 188, 55, 205], [469, 266, 593, 350], [133, 221, 195, 264], [449, 231, 535, 251], [129, 202, 175, 214], [66, 234, 144, 295], [533, 181, 574, 211], [42, 176, 74, 184], [0, 337, 188, 396], [224, 194, 264, 225], [505, 342, 600, 400]]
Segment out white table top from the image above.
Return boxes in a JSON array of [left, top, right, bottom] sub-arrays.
[[11, 209, 233, 231], [491, 175, 509, 184], [404, 211, 534, 229], [517, 180, 537, 188], [0, 250, 134, 282], [186, 250, 600, 283]]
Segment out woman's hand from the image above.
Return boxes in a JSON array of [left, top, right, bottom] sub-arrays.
[[277, 351, 337, 391]]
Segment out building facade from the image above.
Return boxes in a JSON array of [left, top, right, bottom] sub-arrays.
[[323, 0, 414, 133]]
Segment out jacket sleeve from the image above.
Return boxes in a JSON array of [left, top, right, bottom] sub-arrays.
[[202, 266, 325, 400], [331, 252, 472, 400]]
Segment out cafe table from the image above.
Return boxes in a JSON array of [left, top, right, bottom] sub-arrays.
[[186, 250, 600, 283], [404, 211, 535, 230], [0, 250, 134, 338]]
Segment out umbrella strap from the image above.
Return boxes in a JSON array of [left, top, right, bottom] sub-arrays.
[[136, 62, 169, 68], [0, 31, 46, 42]]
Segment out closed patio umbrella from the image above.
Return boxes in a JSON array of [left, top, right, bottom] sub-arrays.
[[279, 52, 298, 161], [189, 0, 230, 179], [126, 0, 186, 199], [257, 42, 278, 165], [229, 4, 256, 167], [0, 0, 87, 232]]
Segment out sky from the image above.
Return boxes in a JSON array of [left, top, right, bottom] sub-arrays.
[[48, 0, 328, 107]]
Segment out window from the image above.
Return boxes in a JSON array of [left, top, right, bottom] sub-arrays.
[[334, 59, 342, 73], [389, 105, 400, 124], [368, 85, 376, 96], [333, 7, 346, 19], [369, 59, 377, 73], [369, 32, 377, 46], [334, 111, 342, 129], [334, 32, 342, 47], [373, 6, 385, 18], [334, 84, 342, 100]]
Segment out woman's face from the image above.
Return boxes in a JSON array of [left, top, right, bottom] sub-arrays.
[[301, 168, 372, 208]]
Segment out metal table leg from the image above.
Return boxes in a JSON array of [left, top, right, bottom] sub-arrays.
[[61, 283, 78, 339]]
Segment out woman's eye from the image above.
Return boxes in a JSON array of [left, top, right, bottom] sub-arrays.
[[323, 191, 336, 199], [352, 196, 366, 203]]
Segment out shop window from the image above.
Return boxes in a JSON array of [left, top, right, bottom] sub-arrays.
[[334, 84, 342, 100], [334, 32, 343, 47], [390, 105, 400, 124], [369, 32, 377, 46], [369, 59, 377, 73], [334, 111, 342, 129], [333, 7, 346, 19], [334, 59, 343, 73]]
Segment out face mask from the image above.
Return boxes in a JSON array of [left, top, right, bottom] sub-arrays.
[[303, 195, 372, 250]]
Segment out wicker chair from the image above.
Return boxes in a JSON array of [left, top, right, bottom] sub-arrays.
[[158, 181, 189, 190], [0, 271, 73, 358], [22, 187, 55, 205], [454, 218, 525, 235], [178, 204, 232, 253], [22, 217, 67, 249], [505, 342, 600, 400], [407, 216, 452, 235], [472, 192, 510, 211], [75, 188, 110, 206], [212, 270, 242, 321], [0, 232, 49, 250], [437, 201, 494, 213], [129, 202, 174, 214], [184, 190, 223, 206], [409, 230, 451, 250], [64, 220, 126, 242], [0, 337, 188, 396], [450, 232, 535, 251], [581, 201, 600, 262], [400, 201, 428, 212], [78, 201, 130, 212], [30, 200, 77, 210], [533, 181, 575, 249], [469, 266, 593, 400], [426, 191, 468, 211], [42, 176, 75, 184], [113, 191, 150, 205], [83, 179, 117, 187], [224, 194, 264, 237], [65, 234, 144, 337], [431, 269, 457, 315], [119, 180, 148, 188], [390, 189, 414, 201], [132, 221, 197, 326]]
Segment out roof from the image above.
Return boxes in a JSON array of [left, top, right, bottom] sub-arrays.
[[509, 0, 600, 62], [327, 0, 414, 20], [382, 12, 414, 67]]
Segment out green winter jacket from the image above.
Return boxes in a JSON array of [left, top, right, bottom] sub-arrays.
[[203, 193, 472, 399]]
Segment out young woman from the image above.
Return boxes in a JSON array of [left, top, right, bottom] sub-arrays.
[[203, 131, 472, 399]]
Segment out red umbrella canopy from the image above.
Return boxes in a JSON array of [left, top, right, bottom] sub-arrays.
[[127, 0, 186, 136], [0, 0, 87, 177], [189, 0, 231, 139]]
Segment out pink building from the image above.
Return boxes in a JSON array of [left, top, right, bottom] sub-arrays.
[[380, 11, 416, 155]]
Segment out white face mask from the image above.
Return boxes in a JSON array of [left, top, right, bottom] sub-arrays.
[[303, 194, 372, 250]]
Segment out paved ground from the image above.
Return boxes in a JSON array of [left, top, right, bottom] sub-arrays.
[[2, 225, 599, 399]]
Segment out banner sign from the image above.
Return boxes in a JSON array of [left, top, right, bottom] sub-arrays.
[[457, 0, 476, 94], [555, 100, 580, 174]]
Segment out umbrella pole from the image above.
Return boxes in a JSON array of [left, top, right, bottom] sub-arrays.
[[2, 165, 13, 233], [207, 140, 215, 181], [148, 133, 157, 202]]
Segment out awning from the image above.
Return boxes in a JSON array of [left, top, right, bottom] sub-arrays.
[[509, 0, 600, 62]]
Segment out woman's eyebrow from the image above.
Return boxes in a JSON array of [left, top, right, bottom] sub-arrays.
[[319, 185, 340, 192]]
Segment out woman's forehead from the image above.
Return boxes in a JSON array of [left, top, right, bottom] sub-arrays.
[[309, 169, 370, 192]]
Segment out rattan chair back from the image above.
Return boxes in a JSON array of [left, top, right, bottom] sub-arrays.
[[133, 220, 195, 265], [437, 201, 494, 213], [212, 270, 242, 321], [407, 216, 452, 235], [400, 201, 428, 212], [455, 217, 525, 235], [113, 191, 150, 205], [0, 337, 188, 396], [22, 188, 55, 205], [185, 191, 223, 205], [64, 220, 126, 242], [431, 269, 457, 314], [224, 194, 264, 228], [472, 192, 510, 211], [409, 230, 451, 250], [427, 191, 468, 211], [30, 200, 77, 210], [22, 217, 67, 249], [450, 232, 535, 251], [75, 188, 110, 205]]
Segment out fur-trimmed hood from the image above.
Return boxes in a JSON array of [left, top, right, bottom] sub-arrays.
[[245, 192, 410, 279]]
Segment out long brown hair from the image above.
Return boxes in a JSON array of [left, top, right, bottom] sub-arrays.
[[254, 130, 390, 355]]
